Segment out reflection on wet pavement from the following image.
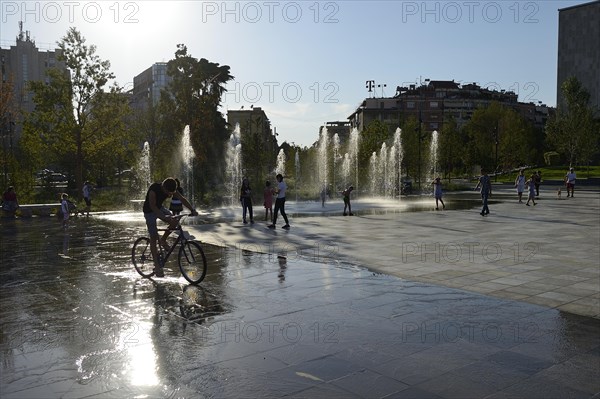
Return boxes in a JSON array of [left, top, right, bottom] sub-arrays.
[[1, 217, 599, 398]]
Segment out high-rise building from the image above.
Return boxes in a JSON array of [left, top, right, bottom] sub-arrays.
[[131, 63, 172, 111], [557, 1, 600, 112], [0, 22, 68, 141]]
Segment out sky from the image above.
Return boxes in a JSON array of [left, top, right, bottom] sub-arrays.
[[0, 0, 587, 147]]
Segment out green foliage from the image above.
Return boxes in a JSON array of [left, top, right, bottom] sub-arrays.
[[23, 27, 130, 194], [400, 116, 420, 180], [160, 45, 234, 200], [546, 77, 599, 166], [464, 102, 538, 173], [358, 120, 391, 188], [438, 117, 465, 179]]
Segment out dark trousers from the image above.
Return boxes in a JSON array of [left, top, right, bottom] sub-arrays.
[[242, 197, 253, 222], [273, 197, 289, 225], [481, 194, 489, 214]]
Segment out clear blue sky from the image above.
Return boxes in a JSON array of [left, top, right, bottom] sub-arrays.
[[0, 0, 584, 147]]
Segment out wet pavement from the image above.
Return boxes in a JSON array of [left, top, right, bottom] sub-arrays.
[[1, 187, 599, 398]]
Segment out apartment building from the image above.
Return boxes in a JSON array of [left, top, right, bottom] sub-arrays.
[[0, 22, 68, 141], [557, 0, 600, 112], [348, 80, 550, 134]]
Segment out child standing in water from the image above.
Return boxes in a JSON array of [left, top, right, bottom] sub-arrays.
[[431, 177, 445, 210], [61, 193, 70, 228]]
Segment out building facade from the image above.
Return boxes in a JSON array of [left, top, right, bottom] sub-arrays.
[[0, 22, 68, 142], [130, 62, 172, 112], [348, 80, 550, 134], [557, 1, 600, 112], [318, 121, 352, 146]]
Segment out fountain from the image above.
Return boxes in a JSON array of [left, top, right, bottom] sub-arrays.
[[332, 133, 340, 192], [317, 128, 329, 193], [180, 125, 196, 204], [388, 144, 397, 198], [349, 128, 360, 191], [276, 149, 286, 176], [137, 141, 151, 199], [428, 130, 439, 186], [379, 143, 388, 196], [225, 124, 242, 206], [392, 128, 403, 199], [341, 153, 351, 189], [369, 152, 378, 195], [429, 130, 439, 177]]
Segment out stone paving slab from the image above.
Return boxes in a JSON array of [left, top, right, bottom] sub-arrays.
[[188, 187, 600, 319]]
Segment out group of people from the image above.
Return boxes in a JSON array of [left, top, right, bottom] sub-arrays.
[[2, 180, 94, 221], [514, 169, 544, 206], [475, 167, 578, 216], [237, 174, 290, 229], [59, 181, 94, 227]]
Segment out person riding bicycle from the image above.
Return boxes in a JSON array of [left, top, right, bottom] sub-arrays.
[[143, 177, 198, 277]]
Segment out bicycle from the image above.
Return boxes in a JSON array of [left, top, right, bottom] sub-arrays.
[[132, 214, 208, 285]]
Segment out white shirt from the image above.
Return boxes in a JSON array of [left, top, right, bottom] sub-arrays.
[[83, 184, 91, 198], [277, 181, 287, 199], [566, 172, 576, 183]]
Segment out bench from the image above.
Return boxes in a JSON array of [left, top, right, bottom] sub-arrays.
[[18, 203, 61, 217]]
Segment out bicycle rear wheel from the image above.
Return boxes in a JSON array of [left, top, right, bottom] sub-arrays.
[[132, 237, 155, 278], [178, 241, 207, 285]]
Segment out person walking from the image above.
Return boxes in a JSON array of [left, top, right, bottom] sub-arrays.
[[534, 171, 542, 197], [565, 167, 576, 197], [475, 169, 492, 216], [82, 181, 93, 217], [431, 177, 445, 210], [240, 177, 254, 224], [263, 180, 273, 222], [525, 174, 537, 206], [342, 185, 354, 216], [514, 169, 526, 203], [268, 174, 290, 229]]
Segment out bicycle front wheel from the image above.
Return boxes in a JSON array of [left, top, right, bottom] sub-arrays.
[[132, 237, 155, 278], [178, 241, 207, 285]]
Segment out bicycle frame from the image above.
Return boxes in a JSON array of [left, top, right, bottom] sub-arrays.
[[157, 216, 190, 263]]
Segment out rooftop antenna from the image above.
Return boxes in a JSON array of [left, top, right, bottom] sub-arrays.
[[17, 21, 24, 41]]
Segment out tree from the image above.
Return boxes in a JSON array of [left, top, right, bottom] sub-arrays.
[[161, 45, 234, 201], [438, 117, 465, 180], [358, 120, 390, 187], [464, 102, 537, 173], [0, 75, 17, 188], [400, 116, 420, 182], [24, 27, 130, 192], [546, 77, 598, 166]]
